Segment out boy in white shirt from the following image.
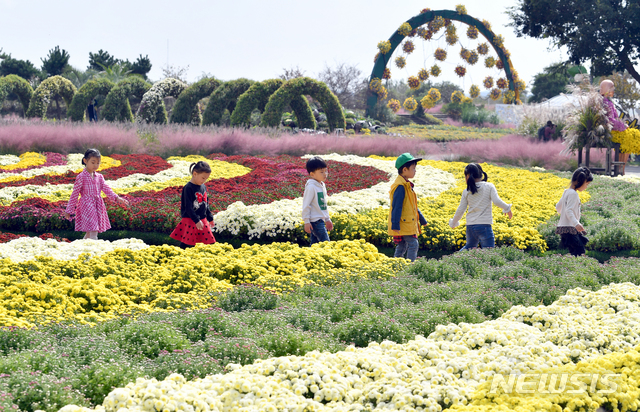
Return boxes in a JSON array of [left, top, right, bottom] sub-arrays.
[[302, 156, 333, 245]]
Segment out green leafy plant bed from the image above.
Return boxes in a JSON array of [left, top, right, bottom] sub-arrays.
[[387, 124, 512, 141], [1, 247, 640, 410]]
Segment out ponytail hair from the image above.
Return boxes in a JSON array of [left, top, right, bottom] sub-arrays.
[[189, 161, 212, 175], [82, 148, 101, 166], [571, 166, 593, 189], [464, 163, 488, 195]]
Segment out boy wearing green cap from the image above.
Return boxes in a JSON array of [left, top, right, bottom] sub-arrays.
[[388, 153, 428, 262]]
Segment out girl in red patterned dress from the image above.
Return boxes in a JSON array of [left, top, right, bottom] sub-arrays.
[[170, 161, 216, 249], [63, 149, 129, 240]]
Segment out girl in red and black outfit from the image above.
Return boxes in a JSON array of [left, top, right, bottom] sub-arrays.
[[170, 161, 216, 249]]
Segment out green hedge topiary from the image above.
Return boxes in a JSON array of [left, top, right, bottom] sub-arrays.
[[25, 75, 76, 119], [230, 79, 315, 128], [170, 77, 221, 125], [101, 77, 151, 122], [0, 75, 34, 116], [135, 78, 188, 124], [67, 78, 115, 121], [261, 77, 345, 131], [201, 79, 254, 126]]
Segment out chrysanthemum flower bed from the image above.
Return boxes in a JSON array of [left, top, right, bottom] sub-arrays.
[[386, 124, 510, 142], [2, 247, 640, 411]]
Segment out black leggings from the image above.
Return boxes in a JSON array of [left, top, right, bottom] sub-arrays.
[[179, 242, 194, 249], [560, 233, 585, 257]]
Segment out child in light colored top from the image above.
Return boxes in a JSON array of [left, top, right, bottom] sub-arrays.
[[449, 163, 512, 250], [387, 153, 428, 262], [555, 166, 592, 256], [302, 156, 333, 245], [64, 149, 129, 240]]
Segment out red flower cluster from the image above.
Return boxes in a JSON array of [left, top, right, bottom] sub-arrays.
[[0, 230, 69, 243], [0, 155, 391, 236]]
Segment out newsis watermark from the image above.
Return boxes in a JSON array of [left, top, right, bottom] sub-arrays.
[[489, 373, 620, 395]]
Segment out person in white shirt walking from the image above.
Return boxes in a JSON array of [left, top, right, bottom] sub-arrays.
[[302, 156, 333, 245], [555, 167, 592, 256], [449, 163, 513, 250]]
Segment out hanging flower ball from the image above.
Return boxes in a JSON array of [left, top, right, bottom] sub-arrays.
[[428, 88, 441, 102], [454, 65, 467, 77], [417, 27, 432, 40], [382, 68, 391, 80], [466, 26, 479, 39], [395, 56, 407, 69], [456, 4, 468, 14], [445, 25, 458, 45], [496, 59, 505, 70], [511, 70, 520, 81], [516, 79, 526, 92], [445, 18, 453, 27], [497, 78, 508, 89], [377, 41, 391, 54], [477, 43, 490, 55], [482, 19, 492, 30], [469, 85, 480, 98], [428, 16, 445, 33], [409, 29, 418, 37], [369, 78, 383, 93], [403, 97, 418, 111], [418, 68, 430, 81], [387, 99, 401, 112], [460, 48, 471, 61], [408, 76, 421, 90], [494, 34, 505, 48], [420, 8, 431, 13], [490, 88, 501, 100], [484, 56, 496, 68], [451, 90, 464, 104], [502, 90, 516, 104], [468, 51, 479, 65], [421, 95, 436, 109], [483, 76, 494, 89], [434, 48, 448, 61], [378, 85, 388, 100], [398, 22, 413, 36], [430, 65, 442, 77], [501, 48, 511, 58], [403, 40, 415, 54]]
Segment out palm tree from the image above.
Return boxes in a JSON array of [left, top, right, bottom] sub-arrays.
[[62, 67, 98, 88], [95, 63, 141, 83]]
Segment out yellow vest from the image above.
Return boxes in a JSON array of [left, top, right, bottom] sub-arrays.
[[387, 175, 422, 236]]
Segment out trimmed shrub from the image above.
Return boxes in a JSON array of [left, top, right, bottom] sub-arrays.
[[0, 75, 34, 116], [135, 78, 187, 124], [25, 75, 76, 119], [67, 78, 115, 121], [261, 77, 346, 131], [101, 77, 151, 122], [170, 77, 221, 125], [201, 78, 254, 126]]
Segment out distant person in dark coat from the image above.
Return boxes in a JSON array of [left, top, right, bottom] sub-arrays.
[[544, 121, 556, 141], [87, 99, 98, 122]]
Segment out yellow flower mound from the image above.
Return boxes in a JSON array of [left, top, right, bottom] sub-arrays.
[[452, 347, 640, 412], [386, 125, 508, 141], [332, 158, 589, 251], [612, 128, 640, 154], [0, 240, 406, 328], [0, 152, 47, 171]]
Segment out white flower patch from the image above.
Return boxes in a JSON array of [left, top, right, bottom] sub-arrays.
[[57, 283, 640, 412], [0, 154, 20, 167], [213, 154, 456, 238], [0, 154, 88, 181], [0, 237, 149, 262]]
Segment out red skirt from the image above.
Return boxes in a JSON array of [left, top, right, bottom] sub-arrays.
[[170, 218, 216, 245]]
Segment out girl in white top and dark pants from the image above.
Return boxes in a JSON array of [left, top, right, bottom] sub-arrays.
[[555, 167, 592, 256], [449, 163, 513, 251]]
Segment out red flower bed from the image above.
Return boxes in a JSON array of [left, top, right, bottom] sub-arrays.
[[0, 155, 390, 235], [0, 154, 171, 189], [0, 230, 69, 243]]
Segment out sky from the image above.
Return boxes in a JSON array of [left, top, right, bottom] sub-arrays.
[[0, 0, 572, 90]]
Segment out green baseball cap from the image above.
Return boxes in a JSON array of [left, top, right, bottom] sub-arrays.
[[395, 153, 422, 170]]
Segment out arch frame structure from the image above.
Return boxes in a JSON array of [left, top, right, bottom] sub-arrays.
[[102, 77, 151, 122], [230, 78, 316, 128], [68, 78, 115, 121], [170, 77, 221, 125], [365, 9, 518, 116], [26, 75, 77, 119], [261, 77, 345, 131], [201, 78, 254, 126], [136, 78, 187, 124], [0, 75, 33, 117]]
